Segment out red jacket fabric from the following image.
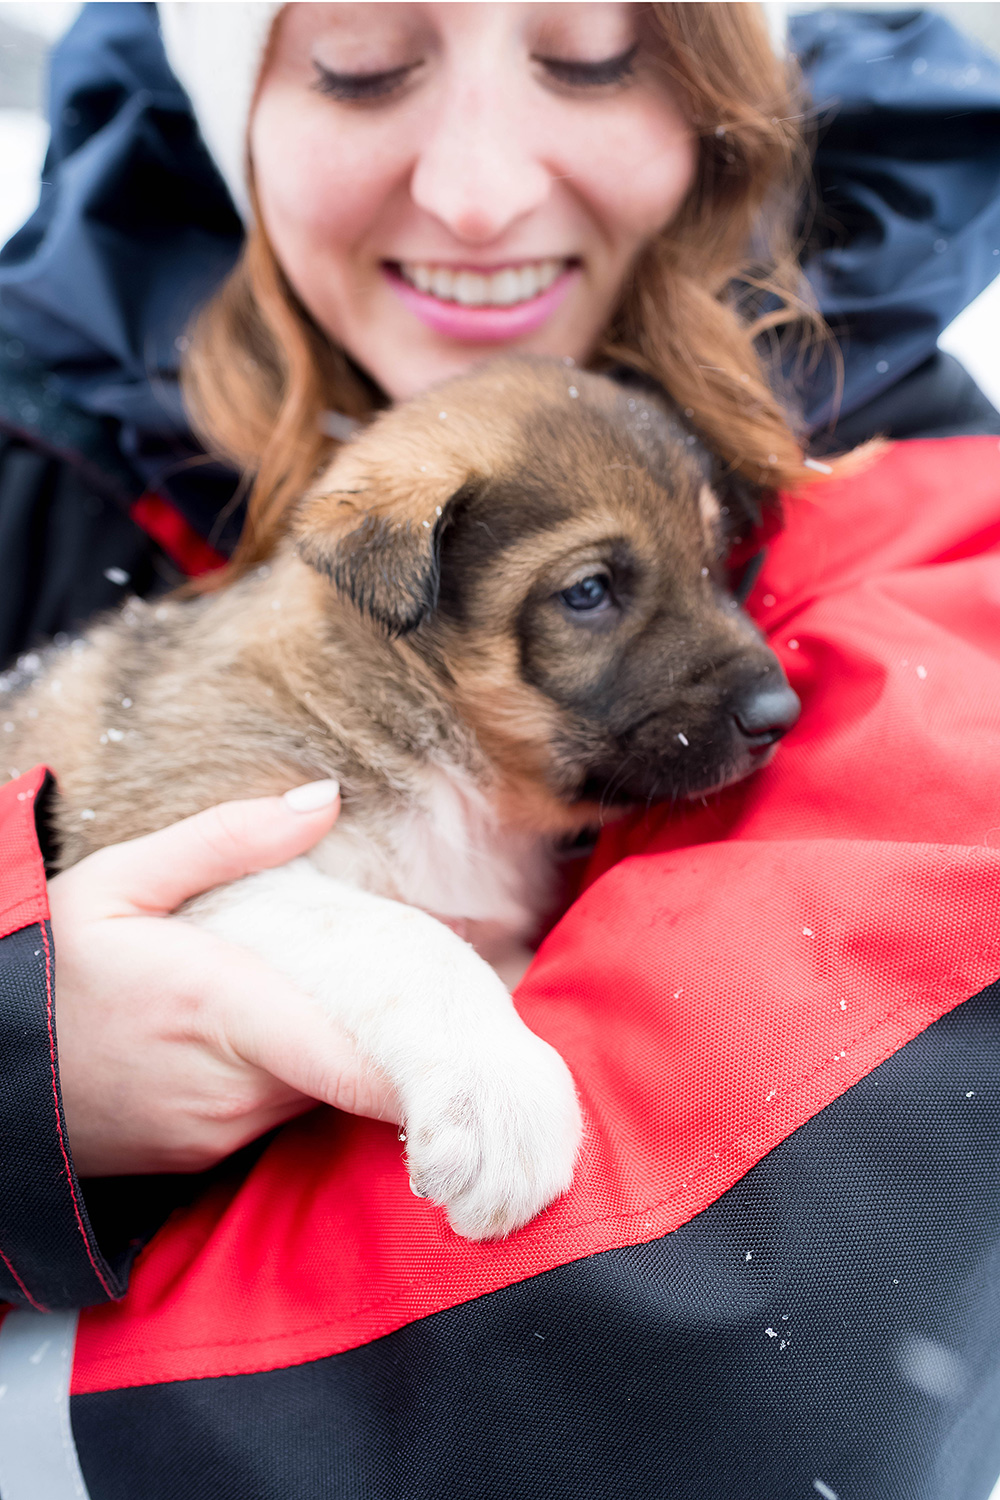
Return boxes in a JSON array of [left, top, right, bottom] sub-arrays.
[[57, 434, 1000, 1388], [3, 436, 1000, 1499]]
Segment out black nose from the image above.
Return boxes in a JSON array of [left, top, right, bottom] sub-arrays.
[[732, 682, 801, 744]]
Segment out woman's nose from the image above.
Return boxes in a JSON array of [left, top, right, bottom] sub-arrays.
[[409, 88, 552, 245]]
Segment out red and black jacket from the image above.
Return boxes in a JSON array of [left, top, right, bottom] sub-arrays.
[[3, 4, 1000, 1492], [3, 431, 1000, 1499]]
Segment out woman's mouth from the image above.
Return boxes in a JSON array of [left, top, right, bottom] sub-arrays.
[[398, 258, 568, 305], [383, 258, 580, 343]]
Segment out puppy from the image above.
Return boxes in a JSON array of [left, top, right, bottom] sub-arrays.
[[1, 357, 799, 1239]]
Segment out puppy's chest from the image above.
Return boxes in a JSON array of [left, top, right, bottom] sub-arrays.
[[307, 764, 555, 961]]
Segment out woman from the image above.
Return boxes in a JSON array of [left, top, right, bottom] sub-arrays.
[[1, 4, 1000, 1495]]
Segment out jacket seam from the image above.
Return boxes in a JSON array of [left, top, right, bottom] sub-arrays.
[[99, 977, 993, 1361], [39, 922, 115, 1300], [0, 1244, 47, 1313]]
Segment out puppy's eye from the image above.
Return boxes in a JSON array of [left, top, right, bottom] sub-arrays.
[[559, 574, 613, 612]]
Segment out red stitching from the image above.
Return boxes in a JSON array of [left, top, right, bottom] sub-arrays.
[[0, 781, 53, 1313], [103, 979, 988, 1363], [39, 922, 116, 1299], [0, 1243, 47, 1313]]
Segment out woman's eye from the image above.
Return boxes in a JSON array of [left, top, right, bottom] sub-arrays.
[[312, 61, 416, 103], [536, 42, 639, 91], [559, 575, 614, 612]]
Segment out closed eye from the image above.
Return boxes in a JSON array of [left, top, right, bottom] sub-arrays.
[[534, 42, 639, 90], [312, 43, 638, 105], [312, 60, 419, 102]]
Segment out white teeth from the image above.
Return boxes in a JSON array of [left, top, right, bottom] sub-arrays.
[[516, 265, 537, 300], [398, 259, 567, 306], [491, 268, 522, 305], [453, 271, 487, 306]]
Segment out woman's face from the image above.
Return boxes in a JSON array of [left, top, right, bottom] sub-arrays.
[[251, 2, 697, 402]]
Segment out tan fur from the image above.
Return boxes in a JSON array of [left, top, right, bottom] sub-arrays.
[[2, 357, 786, 871], [3, 559, 471, 874], [0, 357, 805, 1238]]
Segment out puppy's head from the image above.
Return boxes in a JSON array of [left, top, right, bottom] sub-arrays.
[[296, 357, 799, 824]]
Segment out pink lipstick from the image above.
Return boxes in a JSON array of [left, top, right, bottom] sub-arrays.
[[383, 262, 580, 344]]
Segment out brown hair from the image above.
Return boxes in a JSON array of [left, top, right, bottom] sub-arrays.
[[183, 1, 823, 588]]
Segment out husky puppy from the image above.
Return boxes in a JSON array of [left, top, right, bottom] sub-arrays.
[[2, 357, 799, 1239]]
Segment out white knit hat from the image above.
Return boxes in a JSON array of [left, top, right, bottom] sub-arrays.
[[158, 1, 282, 220], [158, 1, 789, 223]]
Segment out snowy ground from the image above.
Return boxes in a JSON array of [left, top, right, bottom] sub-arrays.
[[939, 276, 1000, 408]]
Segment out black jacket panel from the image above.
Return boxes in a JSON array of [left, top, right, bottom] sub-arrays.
[[0, 773, 124, 1308]]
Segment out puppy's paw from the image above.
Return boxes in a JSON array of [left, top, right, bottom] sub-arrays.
[[403, 1027, 583, 1240]]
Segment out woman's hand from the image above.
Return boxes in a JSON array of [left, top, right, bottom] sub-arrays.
[[48, 782, 399, 1178]]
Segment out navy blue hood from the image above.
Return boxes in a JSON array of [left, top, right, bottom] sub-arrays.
[[0, 2, 999, 539], [792, 6, 1000, 430], [0, 2, 242, 542]]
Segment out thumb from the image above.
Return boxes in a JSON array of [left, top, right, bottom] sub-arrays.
[[209, 940, 401, 1123], [81, 781, 342, 916]]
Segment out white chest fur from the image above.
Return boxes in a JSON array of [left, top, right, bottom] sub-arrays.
[[307, 760, 555, 956], [185, 761, 581, 1237]]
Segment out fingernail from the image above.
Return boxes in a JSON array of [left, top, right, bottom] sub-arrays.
[[283, 779, 340, 812]]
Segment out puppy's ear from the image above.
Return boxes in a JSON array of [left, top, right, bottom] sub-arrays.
[[609, 367, 770, 539], [294, 443, 472, 636], [694, 459, 776, 604], [714, 467, 766, 539]]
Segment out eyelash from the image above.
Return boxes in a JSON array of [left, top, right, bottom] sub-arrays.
[[538, 42, 640, 89], [312, 62, 415, 102], [311, 43, 639, 104]]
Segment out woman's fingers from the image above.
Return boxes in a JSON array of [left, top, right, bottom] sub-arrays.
[[227, 984, 401, 1123], [48, 784, 403, 1177], [54, 913, 400, 1176], [70, 781, 341, 917], [200, 932, 402, 1124]]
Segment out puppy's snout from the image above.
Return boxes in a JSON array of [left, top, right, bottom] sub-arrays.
[[730, 676, 801, 747]]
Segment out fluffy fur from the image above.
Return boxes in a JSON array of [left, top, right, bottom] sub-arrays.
[[2, 357, 798, 1238]]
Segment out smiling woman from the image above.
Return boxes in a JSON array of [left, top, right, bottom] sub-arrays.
[[179, 2, 815, 585], [250, 3, 697, 388], [5, 4, 1000, 1496]]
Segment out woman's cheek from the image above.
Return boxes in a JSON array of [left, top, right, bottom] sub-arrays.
[[562, 104, 697, 244], [625, 129, 698, 235], [251, 93, 399, 247]]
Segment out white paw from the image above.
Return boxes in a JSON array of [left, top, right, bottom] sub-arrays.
[[402, 1025, 583, 1240]]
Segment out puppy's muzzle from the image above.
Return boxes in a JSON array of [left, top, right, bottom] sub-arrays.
[[573, 648, 801, 807], [729, 672, 801, 751]]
